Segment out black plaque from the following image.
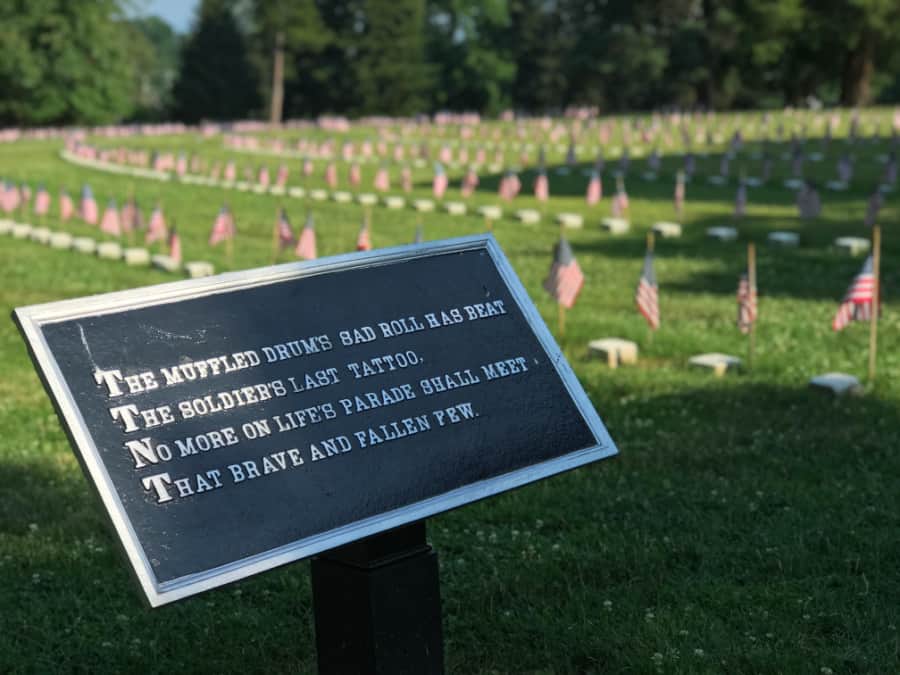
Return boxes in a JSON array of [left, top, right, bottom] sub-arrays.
[[14, 234, 617, 606]]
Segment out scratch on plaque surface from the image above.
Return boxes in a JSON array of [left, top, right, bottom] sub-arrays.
[[142, 324, 208, 342], [77, 323, 99, 371]]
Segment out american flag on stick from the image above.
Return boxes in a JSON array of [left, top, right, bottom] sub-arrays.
[[636, 240, 660, 330], [80, 185, 98, 225], [209, 206, 235, 246], [356, 218, 372, 251], [543, 237, 584, 310], [276, 208, 295, 250], [168, 225, 182, 264], [146, 205, 167, 244], [534, 169, 549, 202], [34, 186, 50, 216], [100, 200, 121, 236], [59, 190, 74, 221], [433, 162, 448, 199], [737, 273, 757, 334], [295, 212, 317, 260], [585, 170, 602, 205], [832, 255, 877, 331]]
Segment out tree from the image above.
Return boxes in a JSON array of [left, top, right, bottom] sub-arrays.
[[128, 16, 181, 120], [0, 0, 138, 125], [252, 0, 330, 124], [355, 0, 432, 115], [171, 0, 261, 122]]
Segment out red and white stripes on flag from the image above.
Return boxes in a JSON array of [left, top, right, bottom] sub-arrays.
[[168, 226, 182, 264], [146, 206, 167, 244], [832, 255, 876, 331], [60, 191, 74, 221], [636, 250, 660, 329], [277, 208, 295, 250], [34, 187, 51, 215], [585, 171, 602, 205], [737, 273, 757, 334], [534, 170, 549, 201], [433, 163, 448, 199], [543, 237, 584, 309], [100, 200, 121, 236], [296, 212, 317, 260], [209, 206, 235, 246]]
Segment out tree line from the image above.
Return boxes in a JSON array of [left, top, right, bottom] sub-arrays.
[[0, 0, 898, 127]]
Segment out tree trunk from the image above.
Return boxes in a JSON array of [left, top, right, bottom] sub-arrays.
[[840, 31, 875, 106], [269, 31, 285, 126]]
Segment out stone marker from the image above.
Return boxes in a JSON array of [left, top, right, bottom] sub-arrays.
[[309, 189, 328, 201], [332, 191, 352, 203], [123, 247, 151, 266], [642, 172, 657, 182], [0, 218, 14, 235], [357, 193, 378, 206], [707, 226, 738, 242], [477, 205, 502, 220], [151, 254, 181, 273], [252, 185, 267, 194], [235, 181, 250, 192], [834, 237, 870, 256], [270, 186, 286, 196], [288, 187, 306, 199], [601, 217, 630, 234], [707, 175, 726, 185], [744, 177, 762, 187], [783, 178, 804, 190], [96, 242, 123, 260], [413, 199, 435, 212], [809, 372, 863, 396], [444, 201, 467, 216], [688, 352, 742, 376], [652, 222, 682, 238], [826, 180, 848, 191], [384, 196, 406, 209], [72, 237, 97, 254], [30, 227, 52, 244], [185, 261, 215, 278], [554, 167, 570, 176], [767, 231, 799, 247], [13, 234, 617, 620], [516, 209, 541, 224], [49, 232, 74, 249], [487, 162, 503, 174], [556, 213, 584, 229], [588, 338, 638, 368], [12, 223, 33, 239]]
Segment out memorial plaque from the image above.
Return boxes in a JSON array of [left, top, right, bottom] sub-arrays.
[[14, 234, 617, 607]]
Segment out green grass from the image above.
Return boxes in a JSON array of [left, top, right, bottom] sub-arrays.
[[1, 114, 898, 674]]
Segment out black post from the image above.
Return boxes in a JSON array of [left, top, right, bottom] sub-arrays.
[[311, 521, 444, 675]]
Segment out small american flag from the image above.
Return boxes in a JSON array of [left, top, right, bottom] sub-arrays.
[[325, 162, 338, 189], [586, 170, 602, 205], [401, 166, 413, 193], [832, 256, 876, 331], [209, 206, 235, 246], [543, 237, 584, 309], [277, 208, 295, 249], [349, 163, 361, 187], [296, 212, 317, 260], [374, 166, 390, 192], [225, 161, 237, 182], [356, 219, 372, 251], [737, 273, 757, 334], [258, 165, 270, 187], [534, 170, 549, 201], [168, 225, 182, 264], [34, 186, 50, 215], [635, 249, 660, 330], [60, 190, 74, 221], [461, 167, 479, 198], [146, 205, 167, 244], [433, 163, 448, 199], [499, 170, 521, 201], [80, 185, 98, 225], [276, 164, 289, 187], [100, 200, 121, 236], [674, 172, 685, 216]]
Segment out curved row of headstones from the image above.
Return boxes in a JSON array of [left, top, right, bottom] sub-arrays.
[[60, 150, 874, 255], [0, 217, 214, 279]]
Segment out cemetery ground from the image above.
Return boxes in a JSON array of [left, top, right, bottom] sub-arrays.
[[1, 122, 899, 674]]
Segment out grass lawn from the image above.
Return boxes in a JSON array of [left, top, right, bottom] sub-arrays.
[[1, 115, 898, 674]]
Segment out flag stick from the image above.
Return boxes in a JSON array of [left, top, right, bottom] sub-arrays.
[[226, 233, 234, 267], [270, 207, 280, 264], [485, 216, 492, 232], [868, 225, 881, 382], [748, 242, 757, 369], [558, 303, 566, 338], [646, 231, 655, 344]]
